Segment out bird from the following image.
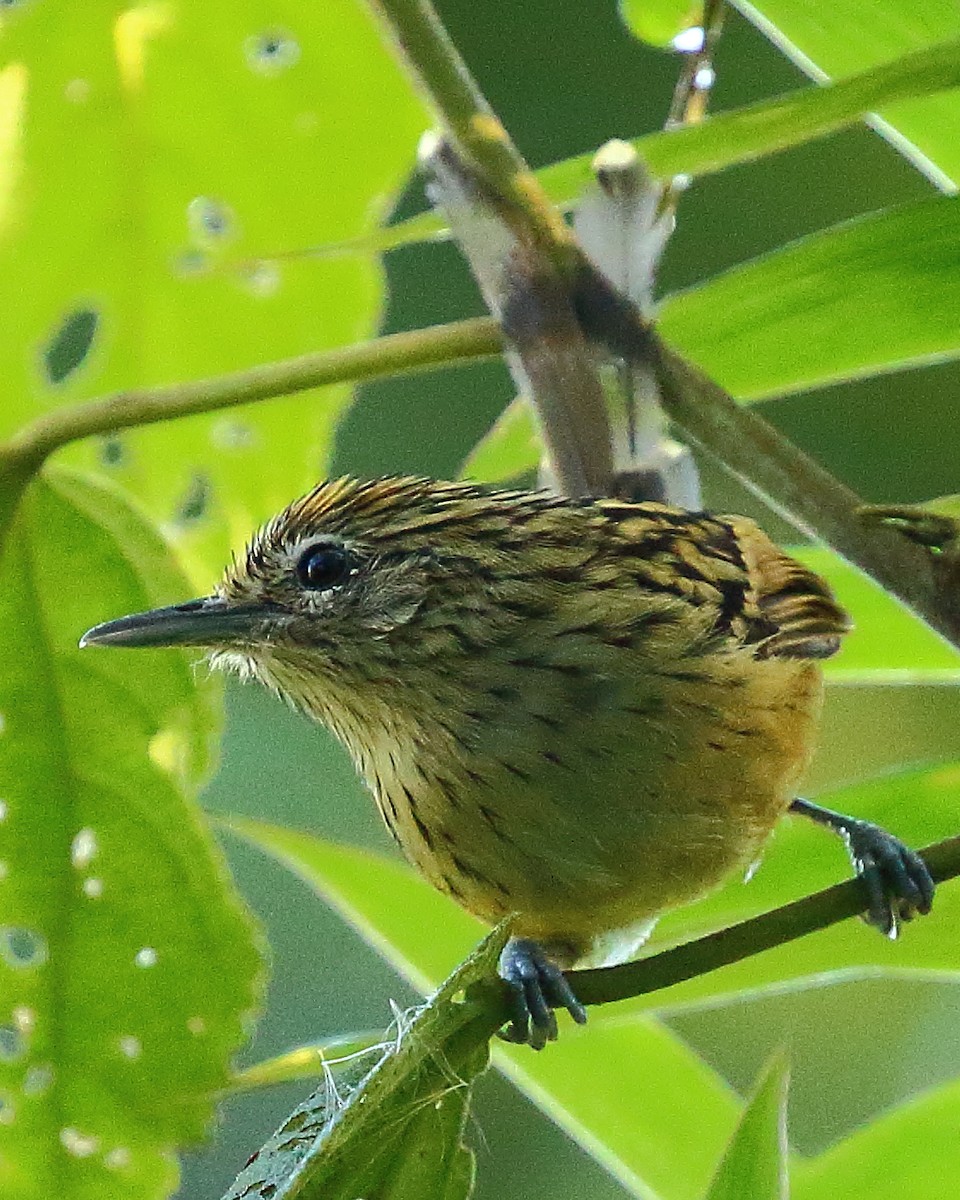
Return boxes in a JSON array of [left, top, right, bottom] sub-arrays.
[[81, 476, 935, 1048]]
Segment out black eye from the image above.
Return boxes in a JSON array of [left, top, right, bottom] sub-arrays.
[[296, 543, 351, 591]]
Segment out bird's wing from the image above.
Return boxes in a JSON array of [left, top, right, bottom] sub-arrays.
[[595, 502, 852, 661], [724, 515, 852, 660]]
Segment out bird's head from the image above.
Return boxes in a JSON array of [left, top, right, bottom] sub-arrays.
[[81, 476, 571, 715]]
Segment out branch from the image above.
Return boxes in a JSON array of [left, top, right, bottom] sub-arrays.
[[463, 835, 960, 1026], [369, 0, 620, 497]]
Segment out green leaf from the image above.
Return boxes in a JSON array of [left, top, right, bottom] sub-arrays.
[[666, 970, 960, 1157], [225, 817, 741, 1200], [660, 196, 960, 402], [328, 38, 960, 258], [458, 397, 540, 484], [704, 1050, 789, 1200], [735, 0, 960, 186], [0, 468, 264, 1200], [219, 816, 484, 993], [498, 1018, 739, 1200], [0, 3, 426, 579], [794, 1074, 960, 1200], [618, 0, 701, 47], [219, 929, 502, 1200]]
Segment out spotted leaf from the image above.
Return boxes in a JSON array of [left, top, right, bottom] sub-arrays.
[[0, 469, 264, 1200]]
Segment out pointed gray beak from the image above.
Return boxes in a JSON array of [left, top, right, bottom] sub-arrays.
[[80, 597, 272, 649]]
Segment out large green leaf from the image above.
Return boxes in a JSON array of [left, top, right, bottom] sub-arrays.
[[0, 2, 425, 581], [794, 1074, 960, 1200], [703, 1051, 789, 1200], [734, 0, 960, 186], [0, 469, 263, 1200], [660, 195, 960, 401]]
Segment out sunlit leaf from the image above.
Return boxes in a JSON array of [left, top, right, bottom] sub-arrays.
[[459, 396, 539, 484], [734, 0, 960, 186], [0, 2, 426, 582], [0, 469, 264, 1200]]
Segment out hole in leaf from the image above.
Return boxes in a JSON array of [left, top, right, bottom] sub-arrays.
[[174, 472, 211, 524], [211, 418, 257, 450], [187, 196, 235, 245], [0, 1091, 14, 1125], [0, 927, 47, 969], [0, 1025, 24, 1061], [99, 435, 125, 467], [238, 259, 281, 298], [245, 31, 300, 74], [12, 1006, 35, 1034], [172, 249, 209, 277], [23, 1064, 53, 1095], [59, 1127, 99, 1157], [64, 78, 90, 103], [71, 828, 97, 869], [42, 307, 99, 385], [118, 1034, 142, 1059]]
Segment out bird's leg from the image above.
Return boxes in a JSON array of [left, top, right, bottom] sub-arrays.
[[497, 937, 588, 1051], [790, 797, 934, 937]]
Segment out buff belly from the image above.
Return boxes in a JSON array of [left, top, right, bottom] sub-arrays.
[[375, 653, 824, 969]]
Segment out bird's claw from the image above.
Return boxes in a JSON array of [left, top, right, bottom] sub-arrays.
[[842, 819, 935, 938], [498, 937, 587, 1050]]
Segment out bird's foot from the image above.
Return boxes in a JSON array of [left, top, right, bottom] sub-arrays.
[[497, 937, 587, 1050], [790, 798, 934, 937]]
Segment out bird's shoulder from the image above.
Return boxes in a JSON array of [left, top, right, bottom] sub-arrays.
[[591, 501, 852, 660]]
